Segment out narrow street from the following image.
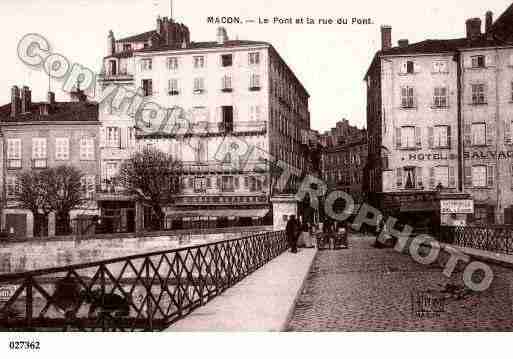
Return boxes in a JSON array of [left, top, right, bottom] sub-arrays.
[[287, 235, 513, 331]]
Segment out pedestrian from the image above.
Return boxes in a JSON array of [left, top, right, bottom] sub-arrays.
[[285, 215, 299, 253]]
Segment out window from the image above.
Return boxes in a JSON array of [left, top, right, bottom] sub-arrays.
[[81, 175, 95, 199], [193, 78, 205, 93], [406, 61, 415, 74], [32, 138, 47, 168], [167, 57, 178, 70], [106, 127, 120, 148], [472, 166, 487, 187], [471, 55, 485, 68], [122, 44, 132, 52], [55, 138, 70, 160], [140, 58, 152, 71], [471, 123, 486, 146], [193, 56, 205, 69], [400, 126, 416, 149], [433, 87, 448, 108], [142, 79, 153, 97], [7, 138, 22, 169], [194, 140, 207, 163], [249, 74, 261, 90], [221, 75, 232, 91], [194, 177, 207, 193], [404, 167, 417, 189], [80, 137, 95, 161], [105, 162, 118, 183], [221, 106, 233, 132], [221, 54, 233, 67], [434, 166, 449, 188], [401, 86, 415, 108], [168, 79, 179, 95], [6, 176, 20, 198], [221, 176, 234, 192], [511, 82, 513, 102], [109, 60, 117, 76], [249, 52, 260, 65], [433, 126, 449, 148], [433, 61, 448, 73], [471, 84, 486, 104]]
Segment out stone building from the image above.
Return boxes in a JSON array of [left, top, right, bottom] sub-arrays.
[[0, 86, 100, 237], [365, 4, 513, 226], [320, 127, 368, 204], [97, 12, 310, 230]]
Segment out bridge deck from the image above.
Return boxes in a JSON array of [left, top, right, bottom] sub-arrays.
[[166, 248, 317, 331]]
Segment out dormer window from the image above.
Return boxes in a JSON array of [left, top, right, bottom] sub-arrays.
[[123, 44, 132, 52], [471, 55, 485, 68], [141, 58, 152, 71]]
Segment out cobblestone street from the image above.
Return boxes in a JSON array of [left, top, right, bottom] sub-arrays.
[[287, 235, 513, 331]]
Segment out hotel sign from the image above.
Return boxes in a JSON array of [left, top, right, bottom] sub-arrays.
[[440, 199, 474, 214]]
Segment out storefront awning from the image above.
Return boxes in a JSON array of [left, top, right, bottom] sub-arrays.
[[165, 209, 269, 219]]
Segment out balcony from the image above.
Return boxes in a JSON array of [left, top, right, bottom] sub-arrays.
[[98, 71, 134, 82], [32, 159, 47, 169], [96, 180, 135, 201], [180, 161, 269, 174], [174, 194, 268, 206], [7, 159, 22, 170]]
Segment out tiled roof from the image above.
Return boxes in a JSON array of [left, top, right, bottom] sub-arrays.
[[0, 102, 99, 124], [117, 30, 158, 43], [134, 39, 270, 53]]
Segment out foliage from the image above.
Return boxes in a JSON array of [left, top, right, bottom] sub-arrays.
[[118, 147, 182, 230]]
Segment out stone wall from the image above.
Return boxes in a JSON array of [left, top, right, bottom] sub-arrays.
[[0, 226, 272, 274]]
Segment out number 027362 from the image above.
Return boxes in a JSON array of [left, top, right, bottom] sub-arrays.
[[8, 340, 41, 351]]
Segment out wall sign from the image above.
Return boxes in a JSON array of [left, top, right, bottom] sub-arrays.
[[440, 199, 474, 214]]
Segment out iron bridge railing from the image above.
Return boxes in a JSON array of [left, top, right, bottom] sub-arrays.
[[439, 225, 513, 255], [0, 231, 287, 332]]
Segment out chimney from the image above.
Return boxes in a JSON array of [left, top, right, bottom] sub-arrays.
[[466, 18, 482, 41], [107, 30, 115, 56], [10, 86, 21, 118], [216, 27, 228, 44], [47, 91, 55, 105], [398, 39, 409, 48], [381, 25, 392, 50], [486, 11, 493, 39], [70, 86, 87, 103], [20, 86, 32, 114], [156, 16, 163, 35]]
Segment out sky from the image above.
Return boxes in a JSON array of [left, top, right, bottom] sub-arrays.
[[0, 0, 512, 132]]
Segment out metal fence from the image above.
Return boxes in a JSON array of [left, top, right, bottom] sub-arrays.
[[439, 225, 513, 255], [0, 231, 287, 332]]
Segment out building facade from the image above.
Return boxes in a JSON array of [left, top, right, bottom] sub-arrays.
[[98, 14, 310, 230], [365, 4, 513, 226], [320, 126, 367, 204], [0, 86, 100, 238]]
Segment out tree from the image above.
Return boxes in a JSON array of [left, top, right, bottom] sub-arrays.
[[17, 171, 52, 237], [118, 147, 182, 230], [45, 166, 85, 235]]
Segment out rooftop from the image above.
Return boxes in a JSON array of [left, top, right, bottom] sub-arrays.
[[0, 101, 99, 124]]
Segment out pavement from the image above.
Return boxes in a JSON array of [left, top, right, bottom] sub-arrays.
[[166, 248, 317, 331], [286, 234, 513, 331]]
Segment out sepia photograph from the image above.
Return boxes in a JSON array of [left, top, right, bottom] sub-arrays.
[[1, 0, 513, 356]]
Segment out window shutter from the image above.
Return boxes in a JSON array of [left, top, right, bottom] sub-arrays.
[[395, 128, 401, 149], [415, 127, 422, 148], [400, 62, 407, 74], [413, 62, 421, 73], [511, 164, 513, 189], [464, 124, 471, 147], [396, 168, 403, 188], [487, 165, 495, 187], [428, 127, 434, 148], [463, 56, 471, 68], [429, 167, 436, 188], [415, 167, 422, 187], [447, 126, 452, 149], [506, 121, 512, 144], [449, 167, 456, 187], [432, 62, 438, 73], [486, 54, 495, 67], [100, 128, 106, 147], [510, 54, 513, 67], [234, 177, 239, 189], [486, 123, 494, 146], [120, 127, 128, 149], [464, 166, 472, 187]]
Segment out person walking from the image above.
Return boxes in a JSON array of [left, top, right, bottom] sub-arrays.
[[285, 215, 299, 253]]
